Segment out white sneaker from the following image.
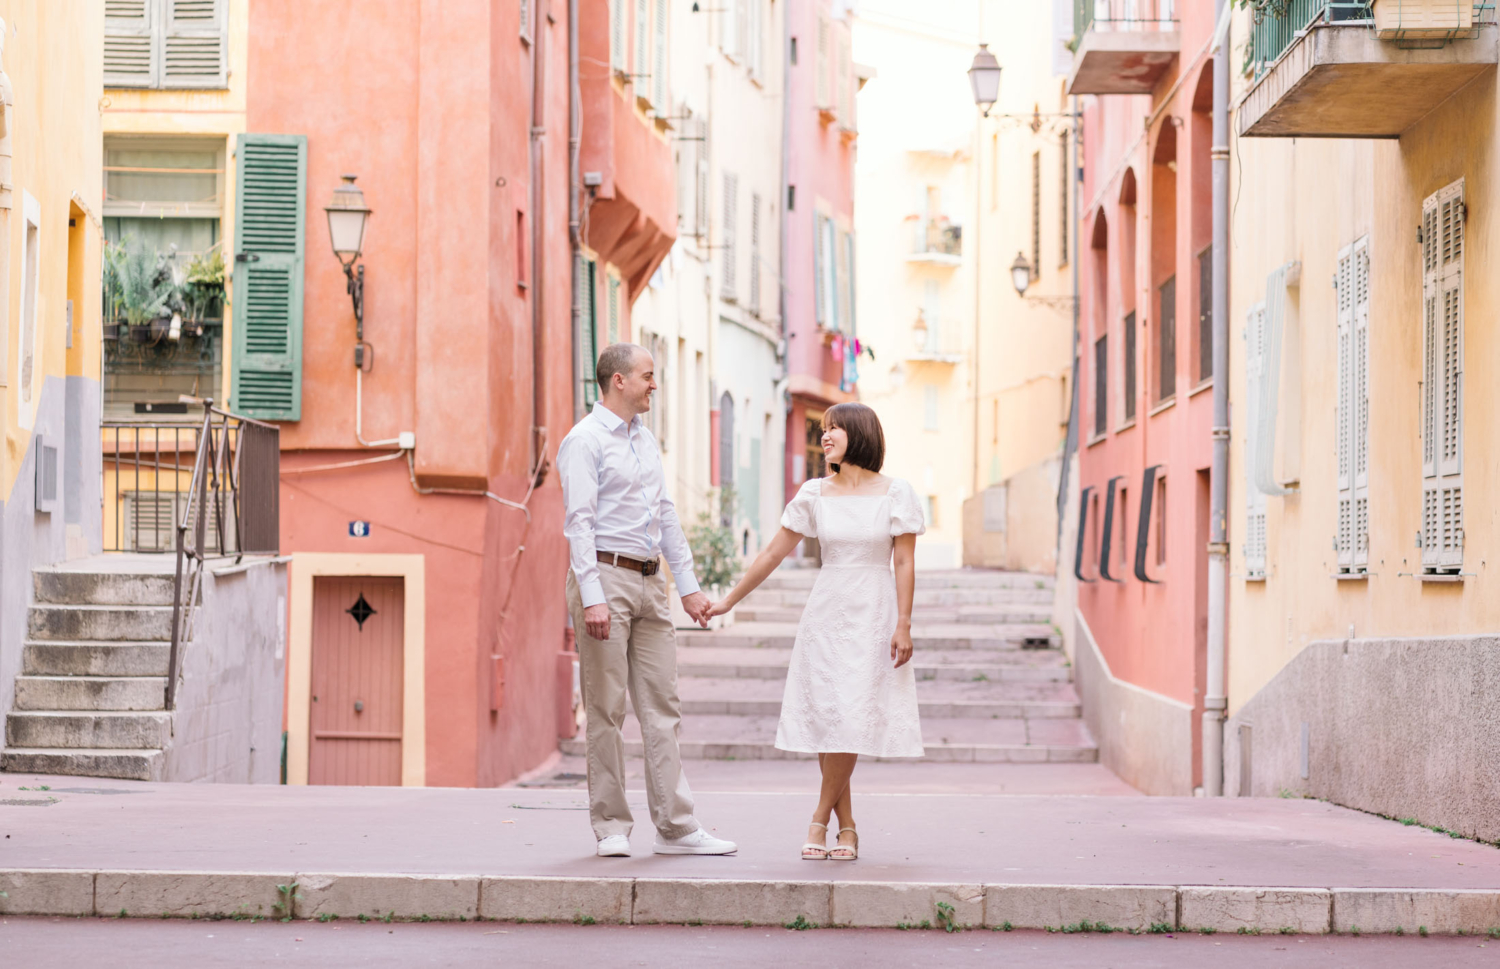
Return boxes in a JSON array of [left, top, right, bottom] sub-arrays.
[[597, 835, 632, 857], [653, 827, 738, 855]]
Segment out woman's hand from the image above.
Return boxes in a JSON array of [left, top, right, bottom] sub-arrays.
[[705, 599, 732, 621], [890, 618, 914, 668]]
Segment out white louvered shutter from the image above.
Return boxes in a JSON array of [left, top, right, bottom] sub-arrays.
[[722, 172, 738, 298], [652, 0, 668, 110], [1351, 238, 1371, 569], [104, 0, 157, 88], [813, 214, 827, 324], [748, 192, 761, 314], [612, 0, 626, 72], [695, 124, 710, 238], [836, 25, 852, 126], [723, 0, 740, 57], [1335, 244, 1354, 569], [635, 0, 650, 90], [816, 17, 830, 108], [736, 0, 750, 61], [1244, 303, 1268, 578], [1421, 181, 1464, 572], [822, 216, 838, 328], [162, 0, 227, 89]]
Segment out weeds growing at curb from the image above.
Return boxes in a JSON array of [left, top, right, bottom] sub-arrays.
[[1198, 927, 1216, 935], [743, 920, 753, 928], [1278, 927, 1294, 935], [273, 882, 300, 922], [784, 915, 816, 931], [935, 902, 962, 933], [572, 914, 595, 926], [1419, 926, 1429, 936], [317, 913, 338, 923], [1350, 925, 1361, 936], [1148, 923, 1172, 934], [1236, 927, 1261, 935], [992, 921, 1014, 932], [357, 914, 369, 923], [1488, 927, 1500, 939]]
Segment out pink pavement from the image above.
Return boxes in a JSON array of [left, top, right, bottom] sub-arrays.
[[1, 769, 1496, 890]]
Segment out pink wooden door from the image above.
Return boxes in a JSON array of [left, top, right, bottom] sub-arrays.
[[309, 576, 404, 786]]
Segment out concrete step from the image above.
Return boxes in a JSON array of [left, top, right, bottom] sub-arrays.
[[22, 642, 171, 677], [5, 711, 172, 749], [738, 588, 1057, 608], [675, 676, 1080, 719], [27, 604, 174, 642], [676, 645, 1073, 682], [32, 570, 178, 607], [13, 675, 167, 712], [560, 714, 1096, 764], [0, 746, 162, 781], [678, 622, 1059, 651], [757, 569, 1054, 592], [734, 604, 1055, 624]]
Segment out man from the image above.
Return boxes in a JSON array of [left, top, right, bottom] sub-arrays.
[[558, 343, 738, 858]]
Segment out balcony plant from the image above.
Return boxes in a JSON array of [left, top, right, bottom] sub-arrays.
[[677, 485, 742, 629], [180, 246, 225, 336], [106, 236, 176, 343]]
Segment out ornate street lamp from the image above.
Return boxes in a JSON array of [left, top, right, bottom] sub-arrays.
[[324, 174, 372, 332], [1010, 251, 1032, 296], [911, 311, 930, 353], [968, 43, 1002, 117]]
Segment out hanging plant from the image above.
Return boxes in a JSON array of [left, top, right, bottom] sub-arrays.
[[113, 235, 177, 329]]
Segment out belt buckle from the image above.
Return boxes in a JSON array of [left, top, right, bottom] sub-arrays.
[[641, 559, 659, 577]]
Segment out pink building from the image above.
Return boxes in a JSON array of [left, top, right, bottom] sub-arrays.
[[1068, 0, 1218, 794], [783, 0, 861, 500]]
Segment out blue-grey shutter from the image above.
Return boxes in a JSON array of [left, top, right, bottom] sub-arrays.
[[104, 0, 157, 88], [162, 0, 227, 89], [230, 134, 306, 421]]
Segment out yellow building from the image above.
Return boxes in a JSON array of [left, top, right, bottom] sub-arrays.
[[1225, 2, 1499, 841], [853, 1, 1072, 571]]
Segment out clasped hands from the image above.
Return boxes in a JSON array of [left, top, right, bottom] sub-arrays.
[[581, 591, 726, 640]]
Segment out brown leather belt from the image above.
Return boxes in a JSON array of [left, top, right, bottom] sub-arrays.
[[597, 551, 661, 576]]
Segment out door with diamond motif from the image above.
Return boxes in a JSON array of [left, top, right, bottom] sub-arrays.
[[309, 576, 405, 786]]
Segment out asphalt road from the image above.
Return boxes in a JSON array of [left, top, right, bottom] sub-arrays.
[[4, 917, 1497, 968]]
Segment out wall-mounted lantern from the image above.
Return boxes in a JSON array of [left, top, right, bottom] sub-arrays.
[[324, 174, 372, 333], [1010, 251, 1032, 297], [968, 43, 1002, 117]]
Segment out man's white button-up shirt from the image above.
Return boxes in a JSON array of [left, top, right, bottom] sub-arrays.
[[557, 401, 701, 608]]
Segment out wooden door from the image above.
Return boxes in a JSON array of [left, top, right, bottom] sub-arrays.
[[309, 576, 404, 786]]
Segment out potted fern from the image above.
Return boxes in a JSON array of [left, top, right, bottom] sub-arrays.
[[112, 236, 176, 343]]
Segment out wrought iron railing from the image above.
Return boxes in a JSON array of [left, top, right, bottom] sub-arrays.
[[103, 404, 279, 709], [1247, 2, 1496, 78], [912, 219, 962, 258], [1075, 0, 1179, 37]]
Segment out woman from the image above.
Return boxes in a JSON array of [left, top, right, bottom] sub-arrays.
[[706, 403, 924, 860]]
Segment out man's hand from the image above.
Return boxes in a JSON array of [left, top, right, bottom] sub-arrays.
[[583, 603, 611, 641], [681, 591, 712, 628]]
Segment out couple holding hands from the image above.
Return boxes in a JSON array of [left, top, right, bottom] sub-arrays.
[[559, 343, 925, 861]]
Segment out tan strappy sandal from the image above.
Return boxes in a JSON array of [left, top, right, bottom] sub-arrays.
[[829, 826, 858, 861], [802, 821, 829, 860]]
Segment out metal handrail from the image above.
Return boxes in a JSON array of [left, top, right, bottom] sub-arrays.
[[159, 402, 279, 710], [1247, 2, 1496, 78], [1075, 0, 1179, 38]]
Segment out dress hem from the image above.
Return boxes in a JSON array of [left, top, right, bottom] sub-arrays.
[[773, 743, 927, 758]]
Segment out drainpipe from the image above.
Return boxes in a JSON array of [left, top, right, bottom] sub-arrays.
[[1056, 96, 1081, 555], [569, 0, 584, 422], [1204, 0, 1231, 796], [530, 0, 549, 473]]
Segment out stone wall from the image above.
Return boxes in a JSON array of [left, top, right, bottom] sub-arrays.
[[1224, 635, 1500, 843], [962, 454, 1062, 574], [1074, 608, 1195, 795], [164, 558, 287, 784]]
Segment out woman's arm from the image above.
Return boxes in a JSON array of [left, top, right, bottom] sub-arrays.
[[706, 526, 805, 617], [890, 532, 917, 667]]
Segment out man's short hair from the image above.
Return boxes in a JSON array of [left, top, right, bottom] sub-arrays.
[[596, 343, 647, 393]]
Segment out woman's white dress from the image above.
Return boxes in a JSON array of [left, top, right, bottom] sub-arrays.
[[774, 476, 926, 758]]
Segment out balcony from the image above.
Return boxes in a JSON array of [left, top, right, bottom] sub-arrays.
[[1239, 1, 1497, 138], [908, 218, 963, 266], [1067, 0, 1181, 95]]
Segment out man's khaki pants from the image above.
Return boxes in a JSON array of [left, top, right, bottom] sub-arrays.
[[566, 563, 696, 841]]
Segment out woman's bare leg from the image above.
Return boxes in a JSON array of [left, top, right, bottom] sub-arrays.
[[811, 753, 858, 850]]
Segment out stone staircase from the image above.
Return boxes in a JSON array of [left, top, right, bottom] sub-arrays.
[[562, 568, 1097, 764], [1, 566, 179, 781]]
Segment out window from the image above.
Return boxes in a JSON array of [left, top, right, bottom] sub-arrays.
[[1157, 276, 1176, 401], [804, 413, 826, 481], [103, 136, 229, 420], [634, 0, 650, 90], [18, 192, 40, 421], [607, 273, 621, 343], [1123, 311, 1137, 421], [747, 0, 764, 78], [923, 385, 939, 431], [1031, 151, 1042, 285], [1093, 334, 1108, 438], [611, 0, 626, 72], [814, 213, 837, 328], [922, 280, 941, 352], [836, 24, 852, 128], [790, 36, 798, 66], [642, 332, 667, 446], [515, 209, 527, 288], [1059, 132, 1070, 268], [653, 0, 668, 109], [1421, 180, 1464, 573], [922, 495, 937, 527], [1117, 486, 1129, 573], [749, 192, 761, 314], [844, 232, 857, 336], [1244, 302, 1268, 579], [581, 259, 599, 405], [722, 172, 738, 299], [1197, 247, 1213, 384], [816, 17, 830, 108], [105, 0, 228, 90], [835, 226, 853, 332], [1155, 474, 1167, 566], [1335, 239, 1370, 574], [695, 119, 710, 238]]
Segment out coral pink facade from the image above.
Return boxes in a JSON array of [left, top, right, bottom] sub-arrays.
[[1074, 0, 1219, 793]]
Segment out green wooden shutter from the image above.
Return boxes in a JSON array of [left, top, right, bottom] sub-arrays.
[[582, 259, 599, 407], [230, 134, 306, 421]]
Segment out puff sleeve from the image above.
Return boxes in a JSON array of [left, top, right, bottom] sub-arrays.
[[780, 478, 821, 539], [890, 478, 927, 537]]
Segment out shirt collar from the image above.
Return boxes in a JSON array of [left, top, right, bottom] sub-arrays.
[[591, 401, 640, 434]]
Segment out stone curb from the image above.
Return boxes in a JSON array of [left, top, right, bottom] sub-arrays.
[[3, 869, 1499, 935]]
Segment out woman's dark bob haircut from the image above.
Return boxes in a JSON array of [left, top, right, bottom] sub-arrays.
[[823, 402, 885, 474]]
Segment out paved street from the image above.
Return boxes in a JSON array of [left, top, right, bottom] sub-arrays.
[[3, 917, 1497, 968]]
